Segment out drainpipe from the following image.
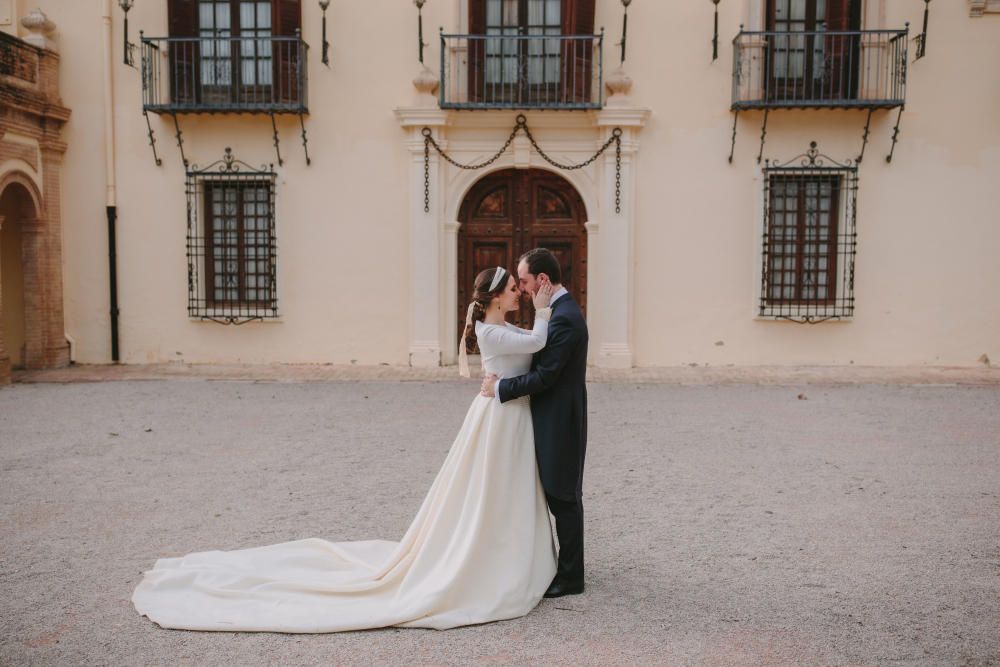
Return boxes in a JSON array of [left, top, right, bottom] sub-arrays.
[[101, 0, 120, 362]]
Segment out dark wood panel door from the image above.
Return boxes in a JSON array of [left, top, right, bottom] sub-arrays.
[[457, 168, 587, 350]]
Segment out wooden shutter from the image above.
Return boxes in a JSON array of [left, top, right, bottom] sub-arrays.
[[272, 0, 302, 105], [168, 0, 199, 104], [467, 1, 487, 103], [169, 0, 198, 36], [824, 0, 860, 99], [566, 0, 596, 33], [824, 0, 856, 30], [469, 0, 486, 33], [561, 0, 596, 103], [272, 0, 301, 35]]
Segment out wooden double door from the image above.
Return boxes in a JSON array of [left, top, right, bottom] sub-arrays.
[[457, 168, 587, 349]]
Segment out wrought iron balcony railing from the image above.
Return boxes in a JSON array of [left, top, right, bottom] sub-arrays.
[[141, 35, 308, 114], [440, 32, 603, 110], [0, 30, 41, 86], [732, 28, 907, 110]]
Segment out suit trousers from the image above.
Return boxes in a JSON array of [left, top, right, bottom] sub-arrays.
[[544, 492, 584, 583]]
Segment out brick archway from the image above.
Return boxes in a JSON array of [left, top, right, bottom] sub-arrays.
[[0, 31, 71, 384], [0, 178, 39, 375], [0, 174, 68, 383]]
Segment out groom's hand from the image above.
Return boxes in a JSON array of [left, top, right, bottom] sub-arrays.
[[480, 374, 498, 397]]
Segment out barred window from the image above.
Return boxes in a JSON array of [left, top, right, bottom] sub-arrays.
[[187, 149, 278, 324], [761, 143, 857, 322]]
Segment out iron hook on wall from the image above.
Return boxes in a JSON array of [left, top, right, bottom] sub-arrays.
[[712, 0, 721, 62], [118, 0, 135, 67], [915, 0, 930, 60], [619, 0, 631, 65], [319, 0, 331, 67], [414, 0, 428, 64]]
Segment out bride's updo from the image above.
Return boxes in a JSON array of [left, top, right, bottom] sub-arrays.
[[463, 266, 509, 353]]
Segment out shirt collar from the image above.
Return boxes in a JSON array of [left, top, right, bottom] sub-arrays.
[[550, 286, 569, 304]]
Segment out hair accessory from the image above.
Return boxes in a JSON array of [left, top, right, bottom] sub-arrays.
[[488, 266, 507, 292], [458, 301, 476, 378]]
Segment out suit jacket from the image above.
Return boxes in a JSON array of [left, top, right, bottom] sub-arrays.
[[498, 292, 588, 501]]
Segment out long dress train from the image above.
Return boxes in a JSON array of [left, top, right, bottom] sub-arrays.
[[132, 317, 556, 632]]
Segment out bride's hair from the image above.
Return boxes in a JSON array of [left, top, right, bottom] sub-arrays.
[[463, 267, 509, 353]]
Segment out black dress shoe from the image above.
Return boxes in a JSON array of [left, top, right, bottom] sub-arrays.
[[543, 579, 584, 598]]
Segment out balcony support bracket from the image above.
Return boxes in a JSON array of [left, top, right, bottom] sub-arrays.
[[298, 111, 311, 166], [886, 106, 904, 163], [270, 112, 284, 167], [857, 107, 874, 163], [756, 108, 769, 165], [170, 113, 189, 169], [728, 110, 739, 163], [142, 108, 162, 167]]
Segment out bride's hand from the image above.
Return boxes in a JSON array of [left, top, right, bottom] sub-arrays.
[[532, 282, 554, 310]]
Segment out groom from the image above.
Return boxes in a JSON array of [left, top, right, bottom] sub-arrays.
[[481, 248, 589, 598]]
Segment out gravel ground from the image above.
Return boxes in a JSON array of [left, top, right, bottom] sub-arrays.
[[1, 379, 999, 666]]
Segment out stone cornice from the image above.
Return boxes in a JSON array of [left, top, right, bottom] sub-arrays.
[[394, 107, 451, 129], [595, 107, 651, 128], [38, 137, 69, 156], [970, 0, 1000, 15], [0, 86, 71, 128], [396, 107, 653, 133]]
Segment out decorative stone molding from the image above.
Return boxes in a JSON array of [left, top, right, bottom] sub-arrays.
[[0, 29, 70, 376], [0, 170, 43, 217], [0, 138, 39, 171], [412, 65, 440, 104], [395, 107, 450, 367], [593, 107, 649, 368], [397, 106, 649, 368], [970, 0, 1000, 16], [20, 9, 56, 52], [605, 66, 634, 108]]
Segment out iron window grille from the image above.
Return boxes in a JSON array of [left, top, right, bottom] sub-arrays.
[[760, 142, 858, 323], [186, 148, 278, 324]]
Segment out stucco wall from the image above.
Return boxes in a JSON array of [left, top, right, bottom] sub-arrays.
[[625, 1, 1000, 366], [8, 0, 999, 367]]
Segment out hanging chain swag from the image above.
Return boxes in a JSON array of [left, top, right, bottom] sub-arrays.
[[422, 115, 624, 214]]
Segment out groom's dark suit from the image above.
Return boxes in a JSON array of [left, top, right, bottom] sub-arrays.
[[497, 291, 588, 584]]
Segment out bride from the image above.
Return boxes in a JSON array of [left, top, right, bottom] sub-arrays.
[[132, 266, 558, 632]]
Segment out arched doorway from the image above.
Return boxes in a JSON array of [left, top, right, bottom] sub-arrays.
[[457, 168, 587, 347], [0, 182, 33, 372]]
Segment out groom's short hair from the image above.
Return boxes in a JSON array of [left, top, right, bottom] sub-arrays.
[[519, 248, 562, 284]]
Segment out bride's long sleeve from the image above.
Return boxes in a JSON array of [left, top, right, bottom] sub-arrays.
[[477, 308, 551, 355]]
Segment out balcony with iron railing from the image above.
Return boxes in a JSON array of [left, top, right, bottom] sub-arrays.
[[731, 28, 908, 110], [140, 34, 308, 114], [0, 30, 41, 87], [439, 31, 603, 110]]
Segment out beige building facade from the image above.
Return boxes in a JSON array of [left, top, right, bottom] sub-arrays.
[[0, 0, 997, 382]]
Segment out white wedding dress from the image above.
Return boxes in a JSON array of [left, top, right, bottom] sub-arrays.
[[132, 317, 557, 633]]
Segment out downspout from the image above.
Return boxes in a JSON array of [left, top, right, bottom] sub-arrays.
[[101, 0, 120, 362]]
